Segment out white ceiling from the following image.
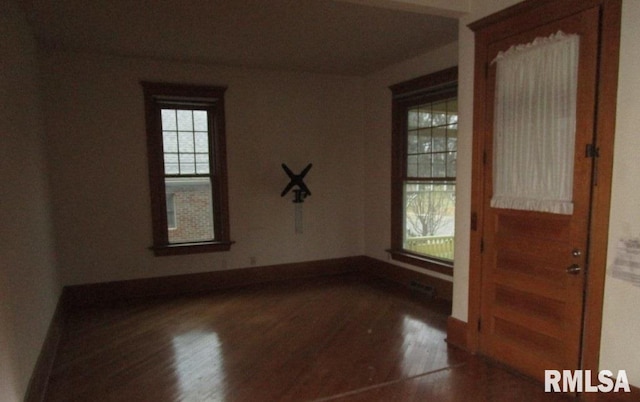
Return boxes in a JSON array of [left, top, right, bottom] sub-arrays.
[[19, 0, 459, 76]]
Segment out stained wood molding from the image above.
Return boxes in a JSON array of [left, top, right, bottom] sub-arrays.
[[359, 256, 453, 301], [62, 256, 454, 308], [62, 256, 363, 309], [446, 316, 468, 351]]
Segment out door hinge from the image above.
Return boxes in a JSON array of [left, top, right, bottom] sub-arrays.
[[480, 238, 484, 253], [478, 319, 482, 332], [586, 144, 600, 158], [586, 143, 600, 186], [482, 150, 487, 165]]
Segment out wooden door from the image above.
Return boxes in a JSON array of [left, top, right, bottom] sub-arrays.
[[478, 7, 600, 381]]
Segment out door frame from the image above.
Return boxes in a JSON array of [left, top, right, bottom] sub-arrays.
[[466, 0, 622, 381]]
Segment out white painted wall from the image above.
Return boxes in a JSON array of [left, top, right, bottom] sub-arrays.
[[41, 52, 366, 285], [0, 1, 60, 400], [599, 0, 640, 386]]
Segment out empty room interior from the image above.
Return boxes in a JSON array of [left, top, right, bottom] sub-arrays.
[[3, 0, 640, 400]]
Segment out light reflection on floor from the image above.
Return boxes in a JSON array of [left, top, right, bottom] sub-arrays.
[[172, 331, 226, 401], [401, 314, 438, 377]]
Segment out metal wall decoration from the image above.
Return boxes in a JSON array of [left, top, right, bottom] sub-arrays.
[[280, 163, 312, 203]]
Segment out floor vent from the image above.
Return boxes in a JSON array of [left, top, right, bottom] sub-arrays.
[[409, 281, 436, 297]]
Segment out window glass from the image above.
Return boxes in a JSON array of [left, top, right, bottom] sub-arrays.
[[165, 178, 214, 243], [403, 182, 455, 260], [401, 96, 457, 261]]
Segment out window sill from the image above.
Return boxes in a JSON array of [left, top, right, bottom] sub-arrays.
[[387, 249, 453, 276], [151, 241, 234, 256]]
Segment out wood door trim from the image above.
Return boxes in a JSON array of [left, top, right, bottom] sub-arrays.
[[466, 0, 622, 378], [581, 0, 622, 383], [469, 0, 610, 34], [446, 316, 468, 350]]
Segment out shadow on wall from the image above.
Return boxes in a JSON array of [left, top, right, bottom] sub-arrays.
[[0, 304, 21, 401]]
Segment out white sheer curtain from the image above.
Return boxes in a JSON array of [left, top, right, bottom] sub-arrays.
[[491, 31, 580, 215]]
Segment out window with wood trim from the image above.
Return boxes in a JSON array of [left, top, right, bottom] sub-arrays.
[[390, 67, 457, 275], [142, 82, 232, 256]]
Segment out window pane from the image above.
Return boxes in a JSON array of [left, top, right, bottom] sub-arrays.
[[165, 177, 215, 243], [418, 107, 432, 128], [177, 110, 193, 131], [161, 109, 177, 131], [432, 101, 448, 125], [194, 132, 209, 153], [163, 131, 178, 153], [408, 109, 419, 130], [432, 127, 447, 152], [407, 130, 418, 154], [417, 154, 432, 177], [432, 153, 447, 177], [164, 153, 179, 174], [195, 154, 210, 174], [407, 155, 418, 177], [447, 152, 457, 177], [405, 96, 457, 181], [179, 154, 195, 174], [403, 181, 455, 261], [193, 110, 208, 131], [178, 132, 194, 153], [418, 128, 431, 153], [447, 128, 457, 151]]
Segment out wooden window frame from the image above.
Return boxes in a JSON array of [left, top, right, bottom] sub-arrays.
[[142, 82, 233, 256], [389, 67, 458, 276]]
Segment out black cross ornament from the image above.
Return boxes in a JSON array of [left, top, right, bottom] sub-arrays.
[[281, 163, 312, 203]]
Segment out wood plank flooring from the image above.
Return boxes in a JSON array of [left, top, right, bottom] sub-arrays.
[[45, 273, 576, 401]]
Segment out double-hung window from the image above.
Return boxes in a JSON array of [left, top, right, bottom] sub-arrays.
[[142, 82, 232, 256], [390, 67, 457, 274]]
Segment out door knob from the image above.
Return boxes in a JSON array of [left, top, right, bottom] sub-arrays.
[[567, 264, 581, 274]]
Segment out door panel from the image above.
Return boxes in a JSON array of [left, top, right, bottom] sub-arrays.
[[479, 7, 599, 381]]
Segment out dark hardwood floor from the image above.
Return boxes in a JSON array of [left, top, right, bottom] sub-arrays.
[[45, 273, 575, 401]]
